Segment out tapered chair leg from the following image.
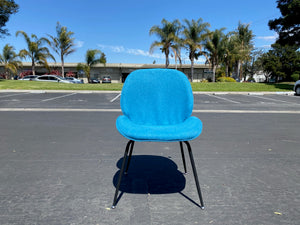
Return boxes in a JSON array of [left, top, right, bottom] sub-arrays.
[[184, 141, 205, 209], [111, 140, 135, 209], [125, 141, 135, 174], [179, 142, 187, 174]]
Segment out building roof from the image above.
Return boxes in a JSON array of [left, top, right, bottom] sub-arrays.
[[16, 62, 210, 69]]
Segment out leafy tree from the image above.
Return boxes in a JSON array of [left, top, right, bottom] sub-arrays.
[[16, 31, 55, 75], [100, 52, 107, 64], [149, 18, 181, 68], [48, 22, 76, 77], [205, 28, 225, 82], [243, 49, 264, 80], [0, 0, 19, 37], [260, 43, 300, 81], [0, 43, 22, 78], [268, 0, 300, 47], [77, 49, 104, 83], [182, 18, 210, 82]]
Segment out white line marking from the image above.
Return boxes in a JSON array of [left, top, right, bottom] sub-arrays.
[[41, 93, 76, 102], [0, 108, 122, 112], [110, 93, 121, 102], [207, 94, 241, 104], [0, 108, 299, 114], [0, 93, 30, 98], [193, 110, 300, 114], [249, 95, 298, 104]]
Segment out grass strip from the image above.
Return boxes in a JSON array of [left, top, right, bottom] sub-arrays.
[[0, 80, 294, 92]]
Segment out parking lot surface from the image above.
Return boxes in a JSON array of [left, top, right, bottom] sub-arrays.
[[0, 92, 299, 224]]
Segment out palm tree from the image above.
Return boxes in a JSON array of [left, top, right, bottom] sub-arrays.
[[149, 19, 181, 68], [222, 34, 236, 77], [48, 22, 76, 77], [182, 18, 210, 82], [232, 22, 254, 80], [205, 28, 226, 82], [0, 44, 22, 79], [77, 49, 103, 83], [16, 31, 55, 75]]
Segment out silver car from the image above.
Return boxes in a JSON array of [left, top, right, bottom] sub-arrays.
[[294, 80, 300, 96], [65, 77, 83, 84], [36, 75, 72, 83], [19, 75, 38, 80]]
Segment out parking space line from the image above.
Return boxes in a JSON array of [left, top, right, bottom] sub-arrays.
[[206, 94, 241, 104], [0, 108, 121, 112], [110, 93, 121, 102], [41, 93, 77, 102], [249, 95, 298, 104], [0, 92, 30, 98], [193, 109, 300, 114]]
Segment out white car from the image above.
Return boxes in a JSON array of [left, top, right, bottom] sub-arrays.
[[36, 75, 72, 83], [65, 77, 83, 84], [294, 80, 300, 96], [19, 75, 38, 80]]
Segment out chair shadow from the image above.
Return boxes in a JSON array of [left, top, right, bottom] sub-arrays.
[[112, 155, 201, 207]]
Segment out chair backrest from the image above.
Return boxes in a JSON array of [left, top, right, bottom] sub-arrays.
[[120, 69, 194, 126]]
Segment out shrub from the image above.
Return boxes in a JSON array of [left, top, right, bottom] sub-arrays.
[[66, 71, 76, 77], [19, 71, 33, 78], [0, 74, 7, 79], [45, 70, 61, 75], [216, 77, 236, 82], [291, 73, 300, 81]]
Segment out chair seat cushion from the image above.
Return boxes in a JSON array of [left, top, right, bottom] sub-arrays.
[[116, 115, 202, 142]]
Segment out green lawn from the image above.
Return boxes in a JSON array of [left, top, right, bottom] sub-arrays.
[[190, 82, 294, 92], [0, 80, 294, 92], [0, 80, 123, 91]]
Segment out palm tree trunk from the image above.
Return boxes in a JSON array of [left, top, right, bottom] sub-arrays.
[[165, 51, 169, 68], [61, 55, 64, 77], [212, 65, 216, 82], [225, 64, 229, 77], [32, 60, 35, 75], [237, 60, 241, 80], [190, 58, 194, 82]]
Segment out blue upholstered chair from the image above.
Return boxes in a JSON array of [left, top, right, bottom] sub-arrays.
[[112, 68, 204, 209]]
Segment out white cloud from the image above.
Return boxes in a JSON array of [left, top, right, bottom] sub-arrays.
[[76, 40, 84, 48], [97, 44, 164, 59], [112, 46, 125, 53], [256, 34, 278, 41]]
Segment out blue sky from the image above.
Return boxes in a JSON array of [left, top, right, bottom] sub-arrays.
[[1, 0, 281, 65]]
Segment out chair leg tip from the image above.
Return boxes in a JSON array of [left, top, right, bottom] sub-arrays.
[[111, 205, 116, 209], [200, 206, 205, 210]]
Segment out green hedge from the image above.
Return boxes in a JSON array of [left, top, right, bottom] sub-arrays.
[[216, 77, 236, 82]]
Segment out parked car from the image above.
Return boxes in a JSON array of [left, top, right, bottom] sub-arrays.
[[102, 75, 111, 83], [65, 77, 83, 84], [36, 75, 72, 83], [90, 78, 100, 83], [19, 75, 38, 81], [294, 80, 300, 96]]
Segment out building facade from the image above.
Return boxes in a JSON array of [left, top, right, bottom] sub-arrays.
[[1, 62, 213, 82]]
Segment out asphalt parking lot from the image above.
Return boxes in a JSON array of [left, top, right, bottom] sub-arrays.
[[0, 91, 299, 225]]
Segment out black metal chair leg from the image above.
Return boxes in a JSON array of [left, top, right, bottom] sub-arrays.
[[125, 141, 135, 174], [184, 141, 205, 209], [111, 140, 134, 209], [179, 141, 187, 174]]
